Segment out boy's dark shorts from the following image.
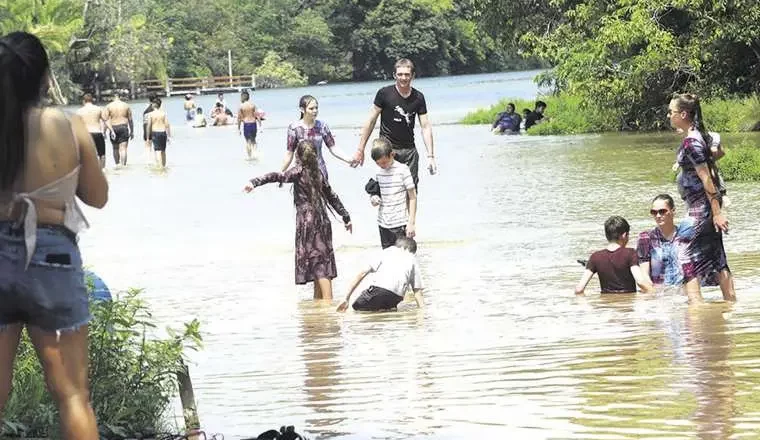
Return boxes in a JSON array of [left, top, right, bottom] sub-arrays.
[[90, 132, 106, 157], [0, 222, 90, 333], [352, 286, 403, 311], [152, 131, 168, 152], [379, 225, 406, 249]]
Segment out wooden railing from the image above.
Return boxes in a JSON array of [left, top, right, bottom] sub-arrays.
[[92, 75, 256, 102]]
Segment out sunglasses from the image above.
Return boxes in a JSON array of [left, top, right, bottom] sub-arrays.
[[650, 209, 670, 216]]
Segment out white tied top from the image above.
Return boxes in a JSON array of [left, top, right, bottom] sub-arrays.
[[8, 126, 89, 269]]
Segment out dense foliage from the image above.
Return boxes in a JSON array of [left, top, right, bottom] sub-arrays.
[[1, 0, 535, 100], [473, 0, 760, 129], [1, 286, 202, 439]]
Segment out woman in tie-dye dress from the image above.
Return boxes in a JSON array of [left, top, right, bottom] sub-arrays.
[[668, 94, 735, 303]]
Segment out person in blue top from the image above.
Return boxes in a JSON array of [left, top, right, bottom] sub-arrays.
[[491, 103, 521, 134], [84, 270, 112, 302], [636, 194, 696, 288]]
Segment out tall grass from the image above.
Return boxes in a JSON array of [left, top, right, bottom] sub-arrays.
[[461, 94, 617, 135], [463, 94, 760, 136], [720, 141, 760, 182]]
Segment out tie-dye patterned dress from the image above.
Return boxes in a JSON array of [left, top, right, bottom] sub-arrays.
[[676, 131, 729, 285]]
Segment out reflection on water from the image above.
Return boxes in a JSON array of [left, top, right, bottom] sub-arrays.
[[73, 71, 760, 439]]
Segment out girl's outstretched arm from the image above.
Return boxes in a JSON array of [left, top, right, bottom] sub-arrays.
[[323, 182, 351, 225], [247, 167, 300, 190]]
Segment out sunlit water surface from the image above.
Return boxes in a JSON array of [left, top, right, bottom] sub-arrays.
[[72, 71, 760, 439]]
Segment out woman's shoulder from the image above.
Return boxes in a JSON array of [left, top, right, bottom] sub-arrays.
[[683, 132, 707, 149]]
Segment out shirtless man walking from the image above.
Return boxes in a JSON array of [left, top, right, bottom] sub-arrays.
[[103, 92, 133, 166], [76, 93, 107, 168], [237, 91, 260, 160], [146, 98, 172, 169]]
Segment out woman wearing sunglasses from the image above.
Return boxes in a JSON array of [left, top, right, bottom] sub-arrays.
[[667, 93, 736, 302], [636, 194, 696, 289]]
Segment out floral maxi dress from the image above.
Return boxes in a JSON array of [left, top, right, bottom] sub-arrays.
[[250, 166, 351, 284]]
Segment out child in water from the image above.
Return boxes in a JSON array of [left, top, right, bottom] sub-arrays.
[[193, 107, 207, 128], [575, 216, 654, 295], [337, 237, 424, 312]]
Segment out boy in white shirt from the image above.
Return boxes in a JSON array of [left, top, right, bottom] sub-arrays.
[[337, 237, 424, 312], [370, 138, 418, 248]]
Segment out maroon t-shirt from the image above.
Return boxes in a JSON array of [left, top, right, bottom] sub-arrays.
[[586, 247, 639, 293]]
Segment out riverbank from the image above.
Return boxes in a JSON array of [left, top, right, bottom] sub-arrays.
[[463, 95, 760, 181], [463, 94, 760, 135]]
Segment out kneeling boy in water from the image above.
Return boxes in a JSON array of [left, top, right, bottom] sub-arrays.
[[337, 237, 424, 312], [575, 216, 654, 295]]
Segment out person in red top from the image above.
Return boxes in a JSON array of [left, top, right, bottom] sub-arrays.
[[575, 216, 654, 295]]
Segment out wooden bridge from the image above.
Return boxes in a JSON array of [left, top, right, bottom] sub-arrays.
[[94, 74, 257, 102]]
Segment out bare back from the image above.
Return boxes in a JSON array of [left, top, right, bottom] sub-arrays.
[[148, 110, 169, 131], [104, 99, 132, 125], [76, 103, 105, 133], [0, 108, 107, 224], [239, 101, 258, 123]]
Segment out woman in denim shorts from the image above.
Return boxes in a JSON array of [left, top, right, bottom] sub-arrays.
[[0, 32, 108, 439]]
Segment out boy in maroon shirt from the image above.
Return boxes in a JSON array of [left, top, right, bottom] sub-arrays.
[[575, 216, 654, 295]]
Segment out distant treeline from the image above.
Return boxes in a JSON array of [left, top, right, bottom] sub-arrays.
[[0, 0, 541, 101]]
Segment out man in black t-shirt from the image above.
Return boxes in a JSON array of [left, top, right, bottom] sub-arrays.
[[524, 100, 547, 131], [353, 58, 437, 188]]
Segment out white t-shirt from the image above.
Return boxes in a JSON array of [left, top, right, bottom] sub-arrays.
[[367, 246, 423, 297], [376, 160, 415, 228]]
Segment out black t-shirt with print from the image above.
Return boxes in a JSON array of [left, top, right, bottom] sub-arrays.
[[373, 85, 428, 149]]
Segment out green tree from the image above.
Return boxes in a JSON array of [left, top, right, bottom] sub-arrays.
[[475, 0, 760, 129], [0, 0, 84, 103], [255, 50, 307, 87]]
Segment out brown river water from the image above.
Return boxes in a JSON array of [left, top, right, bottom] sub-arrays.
[[74, 71, 760, 439]]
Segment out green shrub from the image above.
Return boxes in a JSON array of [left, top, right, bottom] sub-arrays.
[[465, 94, 760, 136], [254, 51, 307, 88], [719, 141, 760, 182], [2, 287, 202, 439], [461, 94, 617, 135], [702, 95, 760, 133]]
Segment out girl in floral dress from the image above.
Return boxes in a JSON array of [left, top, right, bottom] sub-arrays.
[[246, 140, 352, 300], [280, 95, 355, 179]]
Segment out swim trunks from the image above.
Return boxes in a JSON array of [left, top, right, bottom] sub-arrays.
[[90, 132, 106, 157], [110, 124, 130, 144], [186, 109, 195, 121], [151, 131, 167, 152], [243, 122, 257, 142]]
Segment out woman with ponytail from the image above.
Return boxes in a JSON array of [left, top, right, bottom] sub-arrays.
[[0, 32, 108, 439], [668, 93, 735, 302], [246, 140, 352, 300], [280, 95, 355, 179]]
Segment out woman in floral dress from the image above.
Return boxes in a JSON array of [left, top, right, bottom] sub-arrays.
[[246, 140, 352, 300]]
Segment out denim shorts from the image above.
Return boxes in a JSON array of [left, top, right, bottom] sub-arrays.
[[0, 221, 90, 333]]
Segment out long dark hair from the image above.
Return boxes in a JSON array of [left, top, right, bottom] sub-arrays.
[[298, 95, 317, 120], [0, 32, 49, 190], [296, 139, 334, 216], [672, 93, 713, 154]]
